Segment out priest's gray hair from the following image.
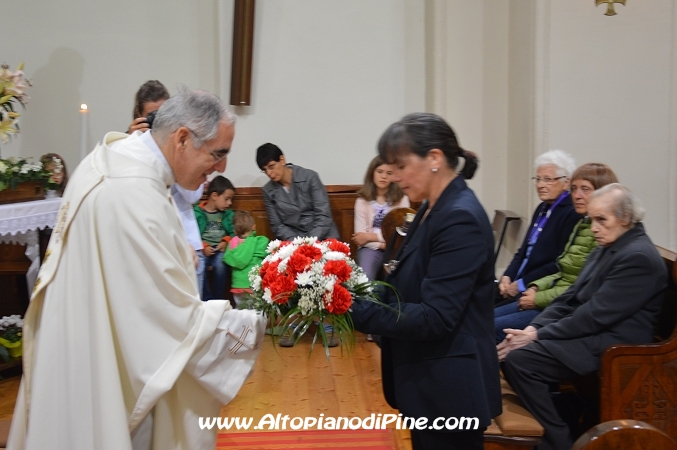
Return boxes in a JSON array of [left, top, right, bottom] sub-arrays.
[[152, 88, 236, 147], [534, 149, 576, 178], [591, 183, 645, 226]]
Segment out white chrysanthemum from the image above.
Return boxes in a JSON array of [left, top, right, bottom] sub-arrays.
[[295, 271, 313, 286], [263, 288, 273, 304], [0, 161, 7, 173], [324, 251, 347, 261], [266, 240, 282, 253], [356, 273, 369, 285], [278, 257, 289, 273], [277, 243, 297, 260]]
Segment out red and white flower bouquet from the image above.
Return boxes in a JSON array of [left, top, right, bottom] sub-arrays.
[[245, 237, 396, 354]]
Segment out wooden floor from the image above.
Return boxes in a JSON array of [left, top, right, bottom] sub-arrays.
[[0, 333, 412, 450], [220, 331, 412, 449]]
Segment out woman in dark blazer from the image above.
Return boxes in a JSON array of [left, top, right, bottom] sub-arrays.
[[497, 150, 581, 304], [350, 113, 501, 450]]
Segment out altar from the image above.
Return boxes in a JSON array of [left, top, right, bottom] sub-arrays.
[[0, 198, 61, 317]]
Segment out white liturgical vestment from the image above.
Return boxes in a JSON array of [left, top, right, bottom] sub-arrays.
[[8, 131, 266, 450]]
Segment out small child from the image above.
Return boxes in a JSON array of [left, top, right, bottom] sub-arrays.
[[193, 176, 235, 300], [223, 211, 270, 306], [40, 153, 69, 197]]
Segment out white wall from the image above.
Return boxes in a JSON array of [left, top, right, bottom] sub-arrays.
[[429, 0, 677, 250], [1, 0, 425, 189], [425, 0, 509, 219], [542, 0, 677, 249]]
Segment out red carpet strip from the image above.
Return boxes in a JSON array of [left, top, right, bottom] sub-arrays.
[[216, 429, 395, 449]]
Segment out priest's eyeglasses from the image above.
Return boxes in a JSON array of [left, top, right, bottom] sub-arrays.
[[531, 176, 566, 185], [187, 128, 230, 162]]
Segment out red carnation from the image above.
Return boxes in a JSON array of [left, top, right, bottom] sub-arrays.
[[326, 285, 352, 314], [287, 252, 314, 274], [269, 273, 296, 305], [325, 239, 350, 255], [296, 244, 323, 261], [323, 260, 352, 283], [262, 260, 281, 289]]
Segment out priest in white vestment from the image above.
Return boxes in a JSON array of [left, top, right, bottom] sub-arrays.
[[8, 89, 266, 450]]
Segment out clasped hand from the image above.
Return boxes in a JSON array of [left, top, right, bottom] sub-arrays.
[[496, 326, 538, 361], [498, 276, 519, 298]]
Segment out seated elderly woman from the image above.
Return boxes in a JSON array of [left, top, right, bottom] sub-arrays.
[[494, 163, 618, 342], [497, 150, 581, 304], [498, 183, 668, 450]]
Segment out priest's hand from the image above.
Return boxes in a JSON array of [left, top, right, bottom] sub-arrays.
[[128, 117, 151, 134], [497, 326, 538, 361]]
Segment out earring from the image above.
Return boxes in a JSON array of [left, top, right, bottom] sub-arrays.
[[432, 168, 438, 173]]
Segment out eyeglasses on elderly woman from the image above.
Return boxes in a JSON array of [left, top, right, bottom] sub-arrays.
[[531, 176, 567, 185]]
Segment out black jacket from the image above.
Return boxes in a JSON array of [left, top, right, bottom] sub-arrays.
[[503, 195, 581, 286], [350, 176, 502, 426]]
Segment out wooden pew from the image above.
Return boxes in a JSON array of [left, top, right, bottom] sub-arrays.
[[230, 184, 362, 255], [598, 246, 677, 440]]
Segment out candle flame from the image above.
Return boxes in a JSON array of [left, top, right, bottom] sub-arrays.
[[80, 104, 88, 111]]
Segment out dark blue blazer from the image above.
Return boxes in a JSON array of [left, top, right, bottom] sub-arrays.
[[503, 195, 580, 286], [530, 223, 667, 375], [350, 176, 502, 427]]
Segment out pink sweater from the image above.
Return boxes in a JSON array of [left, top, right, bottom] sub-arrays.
[[353, 196, 410, 250]]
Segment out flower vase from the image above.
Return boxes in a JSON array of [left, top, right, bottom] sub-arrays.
[[0, 337, 22, 358]]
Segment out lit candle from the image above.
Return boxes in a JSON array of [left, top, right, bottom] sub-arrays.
[[79, 104, 89, 162]]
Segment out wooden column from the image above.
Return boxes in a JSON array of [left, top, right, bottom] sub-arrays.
[[230, 0, 255, 106]]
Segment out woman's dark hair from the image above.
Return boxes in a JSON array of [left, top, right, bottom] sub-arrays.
[[207, 176, 235, 197], [40, 153, 69, 195], [256, 143, 284, 170], [377, 112, 478, 180], [133, 80, 170, 119], [356, 155, 405, 204]]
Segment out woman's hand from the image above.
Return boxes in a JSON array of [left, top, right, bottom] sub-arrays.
[[352, 232, 374, 247], [497, 326, 538, 361], [128, 117, 150, 134], [498, 276, 512, 297], [518, 287, 537, 310], [203, 246, 215, 257], [215, 241, 227, 252]]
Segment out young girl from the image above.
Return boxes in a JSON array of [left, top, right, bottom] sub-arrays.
[[223, 211, 269, 306], [40, 153, 68, 196], [352, 155, 410, 281]]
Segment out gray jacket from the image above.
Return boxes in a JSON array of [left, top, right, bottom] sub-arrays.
[[261, 164, 340, 241]]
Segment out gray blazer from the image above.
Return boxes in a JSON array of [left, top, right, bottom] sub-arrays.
[[261, 164, 340, 241], [531, 223, 667, 375]]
